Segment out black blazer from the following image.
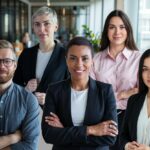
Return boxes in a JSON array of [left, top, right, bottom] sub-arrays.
[[42, 77, 117, 150], [13, 41, 69, 93], [120, 92, 146, 150]]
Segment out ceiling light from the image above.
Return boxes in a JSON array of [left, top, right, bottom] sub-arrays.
[[47, 0, 50, 6]]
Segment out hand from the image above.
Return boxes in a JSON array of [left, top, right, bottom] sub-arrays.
[[34, 92, 46, 105], [118, 88, 138, 100], [136, 144, 150, 150], [87, 120, 118, 136], [25, 79, 39, 92], [9, 130, 22, 144], [125, 141, 139, 150], [1, 147, 11, 150], [0, 130, 22, 149], [45, 112, 64, 128]]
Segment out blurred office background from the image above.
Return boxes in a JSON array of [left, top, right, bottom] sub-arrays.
[[0, 0, 150, 51]]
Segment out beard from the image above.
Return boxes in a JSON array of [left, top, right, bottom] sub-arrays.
[[0, 71, 14, 84]]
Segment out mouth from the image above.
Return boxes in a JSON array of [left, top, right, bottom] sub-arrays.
[[74, 69, 84, 74], [113, 37, 121, 40], [39, 34, 47, 38]]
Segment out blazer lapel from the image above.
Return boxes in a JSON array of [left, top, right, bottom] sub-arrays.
[[31, 45, 39, 78], [38, 41, 61, 87], [132, 93, 146, 140], [83, 78, 98, 125], [62, 79, 73, 126]]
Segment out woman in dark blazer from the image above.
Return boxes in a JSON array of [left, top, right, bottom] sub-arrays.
[[42, 37, 118, 150], [13, 6, 68, 106], [120, 49, 150, 150]]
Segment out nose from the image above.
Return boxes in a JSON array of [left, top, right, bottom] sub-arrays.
[[76, 58, 83, 66], [39, 24, 45, 32], [115, 27, 120, 34], [0, 61, 5, 68]]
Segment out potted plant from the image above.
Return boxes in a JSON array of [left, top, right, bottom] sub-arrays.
[[82, 25, 100, 53]]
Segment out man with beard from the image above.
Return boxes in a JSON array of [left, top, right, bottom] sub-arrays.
[[0, 40, 40, 150]]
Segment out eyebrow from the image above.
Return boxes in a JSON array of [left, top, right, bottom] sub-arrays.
[[34, 20, 50, 24], [69, 54, 90, 57], [143, 65, 149, 67], [109, 24, 125, 26]]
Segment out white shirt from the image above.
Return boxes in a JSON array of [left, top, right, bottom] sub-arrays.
[[137, 95, 150, 145], [71, 88, 88, 126], [36, 49, 52, 81]]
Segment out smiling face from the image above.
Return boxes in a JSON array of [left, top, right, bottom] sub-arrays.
[[66, 45, 93, 82], [142, 57, 150, 90], [108, 16, 127, 48], [33, 14, 58, 43], [0, 48, 17, 84]]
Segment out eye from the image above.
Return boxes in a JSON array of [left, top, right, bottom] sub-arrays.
[[69, 56, 76, 61], [142, 67, 149, 72], [82, 57, 89, 62], [34, 22, 40, 27], [44, 22, 51, 26], [108, 26, 115, 29], [4, 59, 11, 64], [120, 25, 126, 29]]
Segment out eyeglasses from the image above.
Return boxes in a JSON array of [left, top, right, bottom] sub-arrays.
[[0, 58, 15, 67]]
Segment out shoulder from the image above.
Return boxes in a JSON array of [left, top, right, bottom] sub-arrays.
[[127, 48, 141, 58], [93, 51, 103, 59], [19, 44, 39, 57], [128, 93, 145, 106], [93, 50, 107, 63], [90, 77, 112, 91], [13, 83, 38, 106], [54, 40, 66, 53], [132, 50, 141, 58], [17, 44, 39, 65], [47, 78, 69, 92]]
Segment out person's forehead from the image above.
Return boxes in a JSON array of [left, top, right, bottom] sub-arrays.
[[0, 48, 14, 58], [33, 14, 53, 23]]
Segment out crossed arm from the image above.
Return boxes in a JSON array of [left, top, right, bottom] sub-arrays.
[[0, 131, 21, 150], [42, 83, 118, 147]]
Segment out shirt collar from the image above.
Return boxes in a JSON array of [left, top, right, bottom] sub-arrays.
[[1, 83, 14, 97], [105, 47, 132, 60]]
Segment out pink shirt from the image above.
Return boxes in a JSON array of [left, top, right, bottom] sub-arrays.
[[90, 47, 141, 110]]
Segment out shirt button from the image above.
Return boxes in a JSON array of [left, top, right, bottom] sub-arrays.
[[0, 115, 3, 119]]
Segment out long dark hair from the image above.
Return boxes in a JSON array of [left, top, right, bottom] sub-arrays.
[[138, 49, 150, 93], [100, 10, 138, 51]]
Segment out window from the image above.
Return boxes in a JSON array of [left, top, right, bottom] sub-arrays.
[[137, 0, 150, 51]]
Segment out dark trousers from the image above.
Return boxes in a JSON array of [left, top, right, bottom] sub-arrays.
[[110, 109, 125, 150]]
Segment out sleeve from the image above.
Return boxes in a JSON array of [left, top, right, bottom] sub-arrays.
[[13, 52, 25, 87], [42, 84, 117, 147], [119, 96, 133, 150], [11, 93, 40, 150], [42, 86, 88, 146], [86, 84, 117, 146]]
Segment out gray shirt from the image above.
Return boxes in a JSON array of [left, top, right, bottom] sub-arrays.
[[0, 83, 40, 150]]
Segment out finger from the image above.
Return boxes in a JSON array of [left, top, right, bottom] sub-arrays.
[[45, 120, 55, 126], [108, 120, 118, 126], [45, 116, 55, 121], [132, 141, 140, 147], [108, 128, 118, 136], [50, 112, 59, 119]]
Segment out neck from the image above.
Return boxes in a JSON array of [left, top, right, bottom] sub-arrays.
[[109, 44, 125, 58], [39, 41, 55, 52], [0, 79, 12, 95], [71, 77, 89, 91]]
